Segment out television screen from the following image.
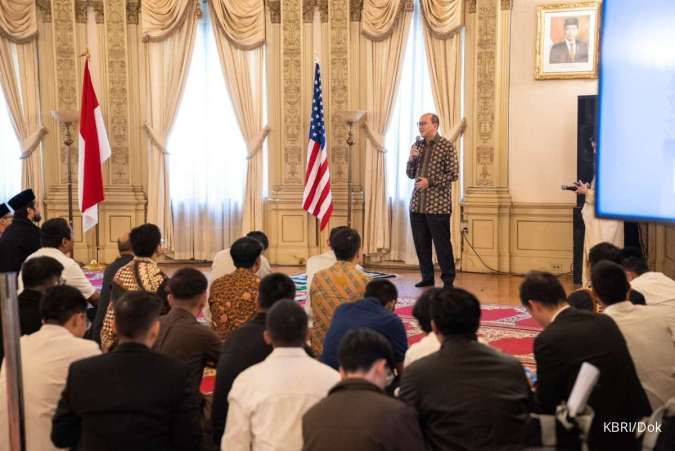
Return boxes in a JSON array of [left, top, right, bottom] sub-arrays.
[[596, 1, 675, 222]]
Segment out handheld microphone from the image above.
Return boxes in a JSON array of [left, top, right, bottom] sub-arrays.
[[561, 184, 578, 191], [415, 135, 424, 148]]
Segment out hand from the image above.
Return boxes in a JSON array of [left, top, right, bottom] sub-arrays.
[[415, 177, 429, 190], [575, 180, 590, 195], [410, 146, 420, 159]]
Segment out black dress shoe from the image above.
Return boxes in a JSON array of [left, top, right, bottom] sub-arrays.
[[415, 280, 435, 288]]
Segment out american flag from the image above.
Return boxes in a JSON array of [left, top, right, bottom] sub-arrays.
[[302, 62, 333, 230]]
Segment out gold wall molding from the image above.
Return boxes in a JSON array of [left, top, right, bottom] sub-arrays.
[[475, 2, 496, 187], [350, 0, 364, 21], [501, 0, 513, 10], [105, 0, 131, 185], [126, 1, 140, 25], [37, 0, 53, 22], [303, 0, 328, 23], [269, 1, 281, 24], [281, 0, 303, 184], [329, 0, 349, 183], [467, 0, 477, 14], [75, 0, 105, 24]]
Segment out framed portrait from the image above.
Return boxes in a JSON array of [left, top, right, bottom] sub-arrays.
[[535, 2, 601, 80]]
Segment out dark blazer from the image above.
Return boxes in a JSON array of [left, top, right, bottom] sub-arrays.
[[399, 335, 531, 451], [0, 217, 41, 273], [51, 342, 202, 451], [211, 312, 272, 443], [90, 253, 134, 342], [153, 307, 222, 394], [534, 307, 651, 451], [303, 379, 425, 451], [18, 288, 42, 335], [549, 40, 589, 64]]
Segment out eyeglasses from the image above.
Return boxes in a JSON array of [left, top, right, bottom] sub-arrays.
[[417, 121, 429, 126], [384, 366, 396, 387]]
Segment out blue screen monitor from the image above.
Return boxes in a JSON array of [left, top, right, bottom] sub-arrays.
[[596, 1, 675, 222]]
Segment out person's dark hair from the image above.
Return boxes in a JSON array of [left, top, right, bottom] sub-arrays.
[[429, 113, 440, 126], [246, 231, 269, 251], [329, 227, 361, 261], [520, 271, 567, 308], [40, 218, 71, 248], [114, 291, 161, 339], [129, 223, 162, 257], [364, 279, 398, 306], [588, 242, 622, 267], [13, 203, 34, 220], [431, 288, 481, 336], [230, 237, 263, 269], [117, 236, 132, 254], [168, 268, 208, 303], [412, 288, 442, 333], [567, 289, 595, 311], [328, 226, 350, 242], [40, 285, 87, 325], [591, 261, 630, 306], [622, 256, 649, 276], [266, 299, 307, 347], [21, 256, 64, 289], [259, 273, 296, 309], [338, 328, 395, 373]]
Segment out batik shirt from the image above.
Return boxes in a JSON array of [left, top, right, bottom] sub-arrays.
[[309, 261, 369, 356], [208, 268, 260, 341], [406, 133, 459, 214], [100, 257, 167, 351]]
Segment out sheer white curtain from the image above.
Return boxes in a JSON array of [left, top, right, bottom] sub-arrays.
[[385, 2, 436, 264], [0, 87, 21, 201], [168, 11, 247, 260]]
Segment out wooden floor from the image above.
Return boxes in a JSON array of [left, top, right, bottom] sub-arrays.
[[161, 262, 575, 307]]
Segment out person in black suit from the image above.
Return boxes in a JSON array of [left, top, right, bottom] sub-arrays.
[[520, 271, 651, 451], [211, 272, 297, 444], [0, 189, 42, 273], [89, 232, 134, 342], [51, 291, 202, 451], [399, 288, 531, 450], [549, 17, 589, 64]]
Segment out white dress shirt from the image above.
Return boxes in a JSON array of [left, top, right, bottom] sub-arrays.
[[0, 325, 100, 451], [404, 333, 441, 368], [630, 272, 675, 306], [19, 247, 96, 299], [210, 249, 271, 281], [221, 347, 340, 451], [603, 301, 675, 409]]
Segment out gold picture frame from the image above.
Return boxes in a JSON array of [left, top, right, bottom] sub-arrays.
[[535, 2, 601, 80]]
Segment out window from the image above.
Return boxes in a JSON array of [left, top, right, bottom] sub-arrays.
[[0, 86, 21, 201], [168, 10, 248, 259]]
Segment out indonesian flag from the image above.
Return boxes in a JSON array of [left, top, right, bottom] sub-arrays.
[[78, 60, 111, 232]]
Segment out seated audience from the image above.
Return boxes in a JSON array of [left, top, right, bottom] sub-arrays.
[[0, 285, 99, 451], [622, 251, 675, 307], [399, 288, 530, 450], [210, 231, 272, 281], [209, 237, 262, 340], [0, 189, 41, 273], [211, 272, 296, 444], [592, 261, 675, 409], [221, 299, 339, 451], [0, 202, 10, 237], [52, 291, 201, 450], [19, 256, 65, 335], [20, 218, 98, 304], [309, 227, 369, 355], [305, 226, 351, 313], [520, 271, 651, 451], [566, 288, 596, 312], [303, 329, 425, 451], [320, 279, 407, 374], [404, 288, 442, 367], [100, 223, 168, 350], [90, 232, 133, 343], [153, 268, 221, 394], [588, 242, 645, 306]]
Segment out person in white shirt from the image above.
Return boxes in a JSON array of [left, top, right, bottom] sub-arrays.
[[623, 253, 675, 307], [0, 285, 100, 451], [19, 218, 99, 305], [211, 231, 272, 281], [221, 299, 339, 451], [404, 288, 441, 367], [593, 261, 675, 409]]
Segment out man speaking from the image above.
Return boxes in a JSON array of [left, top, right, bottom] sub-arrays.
[[406, 113, 459, 288]]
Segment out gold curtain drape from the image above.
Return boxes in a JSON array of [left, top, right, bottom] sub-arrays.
[[143, 0, 200, 251], [420, 0, 465, 263], [361, 0, 412, 255], [209, 0, 268, 234]]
